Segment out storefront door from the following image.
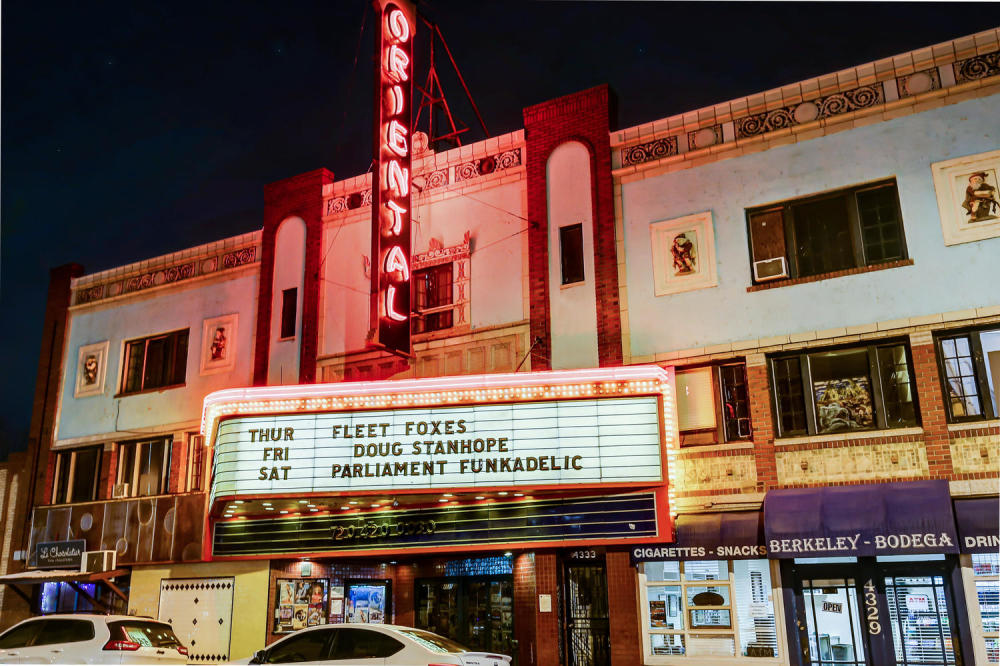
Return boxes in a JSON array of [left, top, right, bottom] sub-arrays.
[[791, 559, 963, 666], [415, 575, 514, 656], [563, 558, 610, 666]]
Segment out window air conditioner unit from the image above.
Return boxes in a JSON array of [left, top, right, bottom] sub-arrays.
[[81, 550, 116, 573], [112, 483, 130, 499], [753, 256, 788, 282]]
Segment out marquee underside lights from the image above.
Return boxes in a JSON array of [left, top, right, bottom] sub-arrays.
[[370, 0, 416, 356]]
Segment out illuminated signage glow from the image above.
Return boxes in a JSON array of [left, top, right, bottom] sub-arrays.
[[371, 1, 415, 356], [210, 395, 663, 504], [203, 366, 679, 510]]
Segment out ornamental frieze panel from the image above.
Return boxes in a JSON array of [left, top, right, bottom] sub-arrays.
[[72, 245, 258, 306], [954, 49, 1000, 84], [324, 148, 521, 216], [735, 84, 883, 138], [621, 136, 679, 167], [897, 68, 941, 98]]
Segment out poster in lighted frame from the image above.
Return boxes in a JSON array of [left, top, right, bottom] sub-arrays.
[[274, 578, 328, 633]]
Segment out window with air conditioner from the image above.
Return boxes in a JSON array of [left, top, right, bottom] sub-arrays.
[[116, 438, 171, 497], [51, 446, 102, 504], [676, 363, 752, 446], [770, 342, 918, 438], [936, 327, 1000, 422], [747, 180, 906, 284], [120, 329, 189, 395]]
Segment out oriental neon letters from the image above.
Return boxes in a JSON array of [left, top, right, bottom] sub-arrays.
[[370, 0, 415, 355]]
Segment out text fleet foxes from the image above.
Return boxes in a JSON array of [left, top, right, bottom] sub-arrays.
[[253, 421, 585, 481]]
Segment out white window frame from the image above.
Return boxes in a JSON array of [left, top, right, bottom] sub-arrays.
[[50, 446, 103, 504], [960, 552, 999, 665], [638, 559, 788, 665], [115, 438, 172, 498]]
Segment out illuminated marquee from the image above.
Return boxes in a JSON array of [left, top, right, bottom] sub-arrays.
[[370, 0, 415, 356], [203, 366, 679, 508]]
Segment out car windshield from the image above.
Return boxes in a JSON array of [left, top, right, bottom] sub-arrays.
[[397, 629, 469, 654], [108, 621, 182, 648]]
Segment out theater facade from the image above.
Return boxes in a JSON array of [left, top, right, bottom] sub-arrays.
[[13, 24, 1000, 666]]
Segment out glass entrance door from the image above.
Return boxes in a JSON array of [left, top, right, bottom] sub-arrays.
[[415, 576, 513, 656], [884, 573, 957, 666], [564, 562, 610, 666], [792, 560, 964, 666], [801, 577, 868, 666]]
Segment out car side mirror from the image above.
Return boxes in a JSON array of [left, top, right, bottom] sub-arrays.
[[249, 649, 267, 664]]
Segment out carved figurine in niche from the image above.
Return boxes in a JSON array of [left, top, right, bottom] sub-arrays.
[[83, 355, 99, 385], [210, 327, 227, 361], [671, 232, 697, 275], [963, 171, 999, 222]]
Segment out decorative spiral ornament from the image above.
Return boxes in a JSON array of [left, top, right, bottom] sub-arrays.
[[622, 145, 648, 166], [425, 169, 448, 189], [846, 85, 881, 108], [765, 109, 794, 131], [736, 114, 767, 137], [819, 93, 849, 117], [496, 149, 521, 169], [455, 161, 479, 181]]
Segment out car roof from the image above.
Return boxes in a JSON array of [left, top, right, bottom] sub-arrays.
[[17, 614, 167, 623]]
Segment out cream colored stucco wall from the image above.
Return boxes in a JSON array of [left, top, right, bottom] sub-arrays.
[[128, 560, 270, 661]]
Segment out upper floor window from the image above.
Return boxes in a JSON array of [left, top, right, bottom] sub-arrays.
[[51, 446, 102, 504], [414, 264, 453, 334], [770, 342, 918, 437], [747, 180, 906, 283], [121, 329, 188, 395], [560, 224, 585, 285], [115, 438, 171, 498], [937, 327, 1000, 422], [676, 362, 752, 445], [280, 288, 298, 339]]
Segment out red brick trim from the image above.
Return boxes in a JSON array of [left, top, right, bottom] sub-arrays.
[[910, 340, 954, 477], [948, 423, 1000, 438], [513, 553, 538, 666], [28, 263, 84, 514], [607, 550, 641, 666], [747, 362, 777, 490], [253, 169, 334, 386], [533, 552, 559, 665], [747, 259, 913, 292], [676, 446, 755, 460], [775, 432, 924, 453], [523, 86, 623, 369]]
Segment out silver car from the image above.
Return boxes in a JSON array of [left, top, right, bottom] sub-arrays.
[[0, 614, 188, 664]]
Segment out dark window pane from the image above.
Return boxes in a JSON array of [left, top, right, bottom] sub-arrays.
[[772, 357, 806, 435], [560, 224, 585, 284], [54, 452, 72, 503], [171, 330, 189, 384], [877, 345, 917, 427], [34, 619, 95, 645], [329, 628, 403, 659], [857, 186, 903, 263], [70, 447, 101, 503], [0, 621, 44, 648], [108, 621, 181, 648], [280, 288, 297, 339], [414, 264, 453, 334], [791, 196, 854, 277], [143, 336, 168, 388], [940, 334, 982, 418], [266, 629, 331, 663], [123, 341, 145, 393], [137, 439, 168, 496], [720, 364, 752, 441], [809, 348, 874, 434]]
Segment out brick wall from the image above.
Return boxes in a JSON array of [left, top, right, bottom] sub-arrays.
[[606, 550, 641, 666], [533, 552, 559, 665], [28, 264, 84, 514], [747, 353, 778, 490], [253, 169, 334, 386], [513, 553, 537, 666], [909, 332, 954, 477], [523, 86, 623, 370]]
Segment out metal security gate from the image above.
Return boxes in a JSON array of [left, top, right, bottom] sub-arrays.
[[564, 560, 610, 666]]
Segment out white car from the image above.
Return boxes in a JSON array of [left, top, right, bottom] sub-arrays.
[[238, 623, 511, 666], [0, 614, 188, 664]]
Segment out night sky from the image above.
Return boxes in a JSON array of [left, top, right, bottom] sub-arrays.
[[3, 1, 998, 459]]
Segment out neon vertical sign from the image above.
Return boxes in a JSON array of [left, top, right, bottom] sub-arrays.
[[370, 0, 415, 356]]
